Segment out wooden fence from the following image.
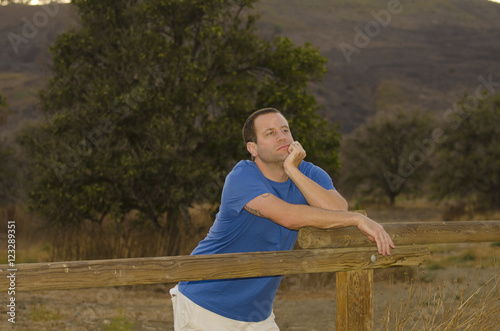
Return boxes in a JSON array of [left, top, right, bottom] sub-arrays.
[[1, 217, 499, 330]]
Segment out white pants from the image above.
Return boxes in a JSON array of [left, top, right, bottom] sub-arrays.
[[170, 285, 280, 331]]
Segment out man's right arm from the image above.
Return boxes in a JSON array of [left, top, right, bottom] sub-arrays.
[[244, 193, 394, 256]]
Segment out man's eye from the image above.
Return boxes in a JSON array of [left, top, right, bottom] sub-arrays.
[[267, 132, 274, 135]]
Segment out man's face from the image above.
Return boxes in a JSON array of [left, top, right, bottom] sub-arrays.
[[248, 113, 294, 164]]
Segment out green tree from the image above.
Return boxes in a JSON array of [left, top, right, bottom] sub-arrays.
[[20, 0, 340, 237], [340, 111, 435, 205], [431, 93, 500, 209]]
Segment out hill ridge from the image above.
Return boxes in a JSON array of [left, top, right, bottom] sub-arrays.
[[1, 0, 499, 135]]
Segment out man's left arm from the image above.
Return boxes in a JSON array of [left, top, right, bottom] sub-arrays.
[[284, 142, 348, 211]]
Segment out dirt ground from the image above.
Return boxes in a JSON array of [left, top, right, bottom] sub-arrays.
[[0, 286, 342, 331], [2, 266, 498, 331], [1, 204, 499, 330]]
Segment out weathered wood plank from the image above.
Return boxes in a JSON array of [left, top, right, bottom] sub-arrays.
[[298, 221, 500, 249], [0, 246, 429, 292], [336, 269, 374, 331], [335, 209, 373, 331]]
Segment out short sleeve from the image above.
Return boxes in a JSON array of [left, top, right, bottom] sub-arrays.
[[300, 162, 335, 190], [219, 162, 270, 217]]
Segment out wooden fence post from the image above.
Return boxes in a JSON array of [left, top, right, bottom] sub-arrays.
[[336, 210, 373, 331], [336, 269, 373, 331]]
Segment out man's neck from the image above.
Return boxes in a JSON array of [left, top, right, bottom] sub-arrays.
[[254, 159, 289, 182]]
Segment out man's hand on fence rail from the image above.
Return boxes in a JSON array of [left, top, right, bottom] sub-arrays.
[[298, 220, 500, 249], [355, 213, 395, 256]]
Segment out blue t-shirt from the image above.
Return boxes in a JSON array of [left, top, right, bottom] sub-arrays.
[[178, 160, 334, 322]]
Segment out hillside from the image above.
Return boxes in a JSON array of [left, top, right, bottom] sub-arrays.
[[1, 0, 500, 135], [253, 0, 500, 132], [0, 3, 77, 134]]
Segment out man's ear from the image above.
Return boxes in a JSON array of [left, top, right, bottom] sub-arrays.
[[247, 142, 258, 158]]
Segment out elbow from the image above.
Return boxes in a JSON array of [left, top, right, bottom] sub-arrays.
[[276, 215, 303, 230], [284, 221, 302, 231], [331, 194, 348, 211], [339, 198, 349, 211], [323, 190, 348, 211]]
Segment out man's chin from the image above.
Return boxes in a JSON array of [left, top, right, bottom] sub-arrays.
[[257, 153, 289, 164]]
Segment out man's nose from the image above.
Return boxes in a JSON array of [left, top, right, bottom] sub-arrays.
[[276, 131, 287, 141]]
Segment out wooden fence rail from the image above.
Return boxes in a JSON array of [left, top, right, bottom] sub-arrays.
[[298, 220, 500, 249], [1, 245, 429, 292], [1, 219, 498, 330]]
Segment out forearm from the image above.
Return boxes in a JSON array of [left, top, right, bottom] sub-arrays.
[[284, 204, 394, 256], [245, 193, 394, 255], [285, 167, 348, 211], [283, 204, 360, 230]]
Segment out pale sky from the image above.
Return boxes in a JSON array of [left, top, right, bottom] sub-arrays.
[[1, 0, 497, 6], [19, 0, 500, 4], [28, 0, 70, 4], [5, 0, 500, 4]]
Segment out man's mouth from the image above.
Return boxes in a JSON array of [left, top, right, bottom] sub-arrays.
[[278, 144, 290, 151]]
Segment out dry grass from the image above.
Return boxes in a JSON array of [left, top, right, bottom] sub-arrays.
[[372, 233, 500, 330], [377, 268, 500, 330], [0, 204, 214, 263]]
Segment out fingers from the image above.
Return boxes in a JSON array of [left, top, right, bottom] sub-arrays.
[[288, 141, 306, 157], [360, 218, 394, 256], [284, 141, 306, 170], [376, 228, 395, 256]]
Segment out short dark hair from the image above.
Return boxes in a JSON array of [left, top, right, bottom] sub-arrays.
[[242, 108, 285, 143]]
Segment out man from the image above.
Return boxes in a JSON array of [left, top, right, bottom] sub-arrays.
[[171, 108, 394, 330]]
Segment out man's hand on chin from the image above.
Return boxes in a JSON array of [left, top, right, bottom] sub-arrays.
[[284, 141, 306, 172]]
